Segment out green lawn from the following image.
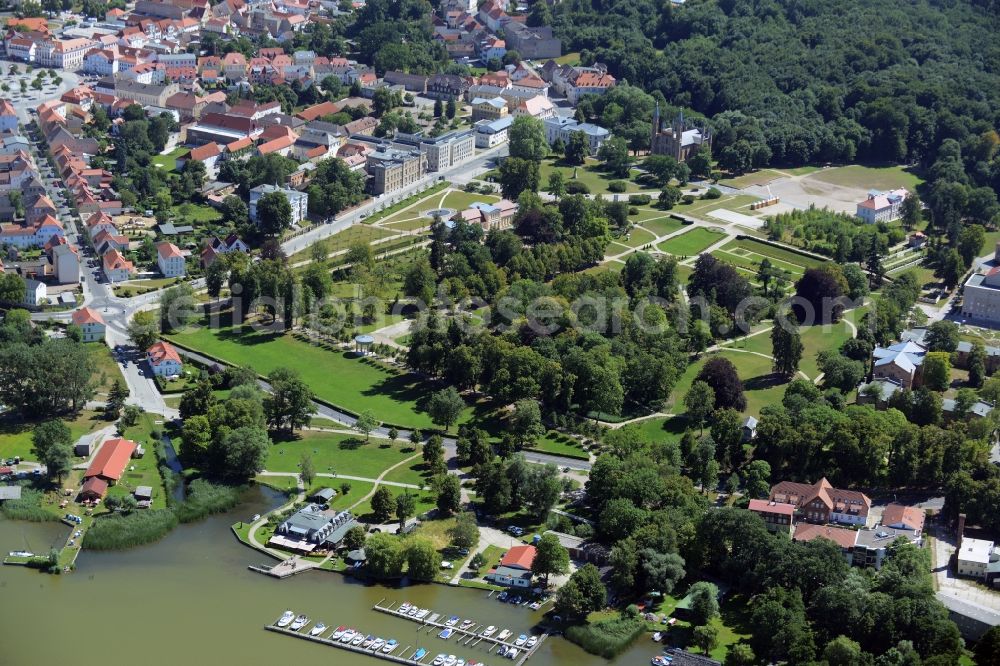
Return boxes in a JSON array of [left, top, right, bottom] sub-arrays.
[[619, 415, 688, 446], [113, 277, 182, 298], [657, 227, 727, 257], [166, 317, 478, 430], [89, 343, 125, 398], [539, 158, 641, 195], [667, 350, 790, 417], [350, 484, 435, 521], [440, 190, 500, 211], [475, 544, 504, 577], [720, 322, 854, 381], [384, 217, 433, 232], [529, 430, 589, 459], [723, 238, 827, 270], [717, 169, 788, 189], [172, 203, 222, 223], [678, 195, 762, 222], [616, 227, 657, 249], [287, 224, 397, 264], [637, 217, 685, 237], [644, 590, 752, 663], [110, 413, 168, 510], [0, 410, 106, 462], [807, 164, 924, 191], [152, 147, 187, 171], [266, 431, 423, 485]]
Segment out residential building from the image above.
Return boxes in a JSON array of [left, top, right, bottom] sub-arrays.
[[269, 505, 359, 553], [961, 267, 1000, 327], [366, 148, 427, 195], [871, 340, 926, 389], [249, 184, 308, 226], [49, 243, 79, 284], [0, 215, 64, 249], [504, 23, 561, 59], [747, 499, 795, 535], [793, 523, 859, 562], [513, 95, 556, 119], [187, 142, 222, 179], [453, 199, 517, 231], [156, 241, 185, 277], [488, 544, 535, 588], [471, 96, 508, 122], [543, 116, 610, 155], [650, 105, 711, 162], [0, 99, 17, 133], [23, 279, 46, 306], [71, 307, 106, 342], [102, 248, 135, 282], [856, 189, 908, 224], [565, 70, 615, 104], [852, 525, 923, 569], [397, 130, 475, 172], [84, 438, 138, 485], [769, 477, 871, 526], [957, 537, 996, 579], [384, 71, 429, 94], [475, 116, 513, 148], [427, 74, 471, 101], [147, 341, 183, 377], [881, 503, 925, 532]]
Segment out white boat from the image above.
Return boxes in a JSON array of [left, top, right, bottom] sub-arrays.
[[433, 654, 446, 666], [497, 629, 512, 641], [372, 638, 385, 651], [439, 628, 454, 639], [398, 603, 412, 614], [276, 611, 295, 628], [482, 626, 496, 637], [332, 626, 347, 640], [652, 632, 662, 641], [290, 615, 309, 631], [446, 616, 460, 627], [444, 655, 457, 666], [351, 632, 366, 646], [341, 629, 356, 643], [408, 607, 419, 616], [456, 660, 466, 666], [310, 622, 328, 637], [460, 620, 474, 631], [506, 648, 518, 660], [514, 635, 527, 647], [525, 636, 538, 648], [416, 609, 430, 620], [383, 639, 398, 653], [497, 592, 508, 601]]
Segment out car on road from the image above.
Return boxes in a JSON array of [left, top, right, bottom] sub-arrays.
[[507, 526, 524, 537]]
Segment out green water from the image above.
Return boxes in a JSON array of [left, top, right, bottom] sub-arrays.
[[0, 489, 655, 666]]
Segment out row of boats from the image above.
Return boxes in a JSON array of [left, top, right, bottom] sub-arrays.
[[495, 591, 543, 611], [276, 611, 401, 653], [396, 603, 538, 650]]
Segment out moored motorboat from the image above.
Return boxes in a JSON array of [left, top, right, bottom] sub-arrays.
[[446, 615, 460, 627], [525, 636, 538, 648], [276, 610, 295, 627], [309, 622, 327, 637], [652, 656, 670, 666], [290, 614, 309, 631], [398, 602, 411, 614], [444, 655, 457, 666], [497, 591, 508, 601], [432, 653, 446, 665], [482, 625, 496, 637], [332, 626, 347, 640], [460, 619, 474, 631], [362, 634, 375, 648], [506, 648, 518, 660], [413, 648, 428, 661], [416, 608, 430, 619], [372, 638, 385, 651], [341, 629, 357, 643], [439, 628, 454, 639], [497, 646, 507, 657], [351, 632, 366, 646], [383, 639, 399, 653], [497, 629, 512, 641], [514, 634, 527, 646]]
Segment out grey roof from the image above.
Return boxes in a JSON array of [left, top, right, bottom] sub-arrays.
[[872, 341, 926, 371], [0, 486, 22, 501], [310, 487, 336, 501], [158, 222, 194, 235], [492, 565, 532, 579], [859, 378, 903, 402], [476, 116, 514, 134], [854, 526, 920, 549], [668, 652, 721, 666], [347, 548, 366, 561], [742, 416, 758, 428], [942, 398, 994, 418], [956, 340, 1000, 356], [134, 485, 153, 499], [937, 593, 1000, 626]]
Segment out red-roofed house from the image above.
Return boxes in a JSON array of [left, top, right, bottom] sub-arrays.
[[79, 476, 109, 502], [488, 544, 536, 588], [747, 499, 795, 535], [71, 307, 106, 342], [147, 341, 182, 377], [881, 503, 925, 533], [102, 248, 134, 282], [792, 522, 858, 552], [84, 438, 138, 485], [188, 141, 221, 178], [769, 477, 871, 526], [295, 100, 339, 122]]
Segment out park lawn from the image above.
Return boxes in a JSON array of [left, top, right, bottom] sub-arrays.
[[637, 216, 685, 237], [0, 410, 106, 462], [539, 158, 641, 194], [385, 217, 432, 232], [381, 452, 431, 487], [89, 343, 125, 397], [725, 238, 827, 270], [619, 415, 688, 446], [606, 242, 632, 255], [616, 227, 657, 249], [980, 230, 1000, 256], [657, 227, 727, 257], [350, 484, 435, 521], [376, 195, 441, 227], [152, 147, 187, 171], [265, 431, 420, 481], [440, 190, 500, 211], [798, 322, 854, 380], [356, 313, 406, 335], [807, 164, 923, 191], [667, 350, 789, 417], [679, 194, 761, 222], [529, 430, 589, 459], [889, 264, 938, 289], [365, 182, 450, 226], [166, 317, 476, 430], [717, 169, 787, 189], [287, 224, 397, 263]]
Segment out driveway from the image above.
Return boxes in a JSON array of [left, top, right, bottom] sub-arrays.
[[931, 523, 1000, 621]]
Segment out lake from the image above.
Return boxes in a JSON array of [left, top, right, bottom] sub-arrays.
[[0, 488, 656, 666]]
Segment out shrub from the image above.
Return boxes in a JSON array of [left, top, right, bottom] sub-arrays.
[[682, 195, 696, 204], [628, 194, 651, 205], [607, 180, 627, 193], [83, 509, 178, 550], [628, 206, 639, 215], [565, 181, 591, 195], [173, 479, 243, 523], [0, 487, 57, 522], [565, 614, 646, 658], [702, 187, 722, 199]]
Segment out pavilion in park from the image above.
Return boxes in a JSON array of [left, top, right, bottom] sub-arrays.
[[354, 334, 374, 356]]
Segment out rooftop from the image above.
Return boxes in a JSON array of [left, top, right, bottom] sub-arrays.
[[958, 537, 995, 564]]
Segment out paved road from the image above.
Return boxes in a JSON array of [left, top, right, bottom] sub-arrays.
[[280, 145, 508, 257]]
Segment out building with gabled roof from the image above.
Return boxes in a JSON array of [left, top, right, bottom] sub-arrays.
[[71, 307, 106, 342], [872, 340, 927, 389], [856, 188, 908, 225], [102, 248, 134, 282], [747, 499, 795, 535], [84, 438, 138, 484], [769, 477, 871, 526], [147, 341, 183, 377], [156, 241, 185, 277]]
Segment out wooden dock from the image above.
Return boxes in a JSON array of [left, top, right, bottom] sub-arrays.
[[265, 625, 424, 664], [372, 599, 548, 663]]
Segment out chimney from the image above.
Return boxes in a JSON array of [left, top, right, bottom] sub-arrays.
[[957, 513, 966, 553]]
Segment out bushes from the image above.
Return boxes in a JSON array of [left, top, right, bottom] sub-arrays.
[[702, 187, 722, 199], [565, 181, 591, 195], [173, 479, 243, 523], [607, 180, 627, 193], [83, 509, 178, 550], [0, 487, 57, 522], [628, 194, 651, 205], [682, 194, 697, 204], [565, 614, 646, 658]]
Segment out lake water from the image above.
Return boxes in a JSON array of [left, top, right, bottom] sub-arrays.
[[0, 489, 656, 666]]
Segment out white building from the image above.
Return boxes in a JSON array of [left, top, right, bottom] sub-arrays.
[[474, 116, 513, 148], [147, 341, 183, 377], [0, 99, 18, 133], [71, 307, 106, 342], [542, 116, 610, 155], [961, 267, 1000, 327], [957, 537, 996, 579], [856, 188, 908, 224], [50, 243, 80, 284], [23, 279, 46, 306], [249, 184, 308, 226], [156, 241, 185, 278]]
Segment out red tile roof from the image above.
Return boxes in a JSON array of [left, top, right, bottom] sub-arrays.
[[147, 341, 181, 365], [189, 142, 220, 161], [80, 476, 108, 499], [747, 499, 795, 516], [792, 523, 858, 550], [156, 241, 183, 259], [85, 438, 137, 481], [881, 504, 924, 531], [500, 544, 535, 570], [71, 307, 105, 326]]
